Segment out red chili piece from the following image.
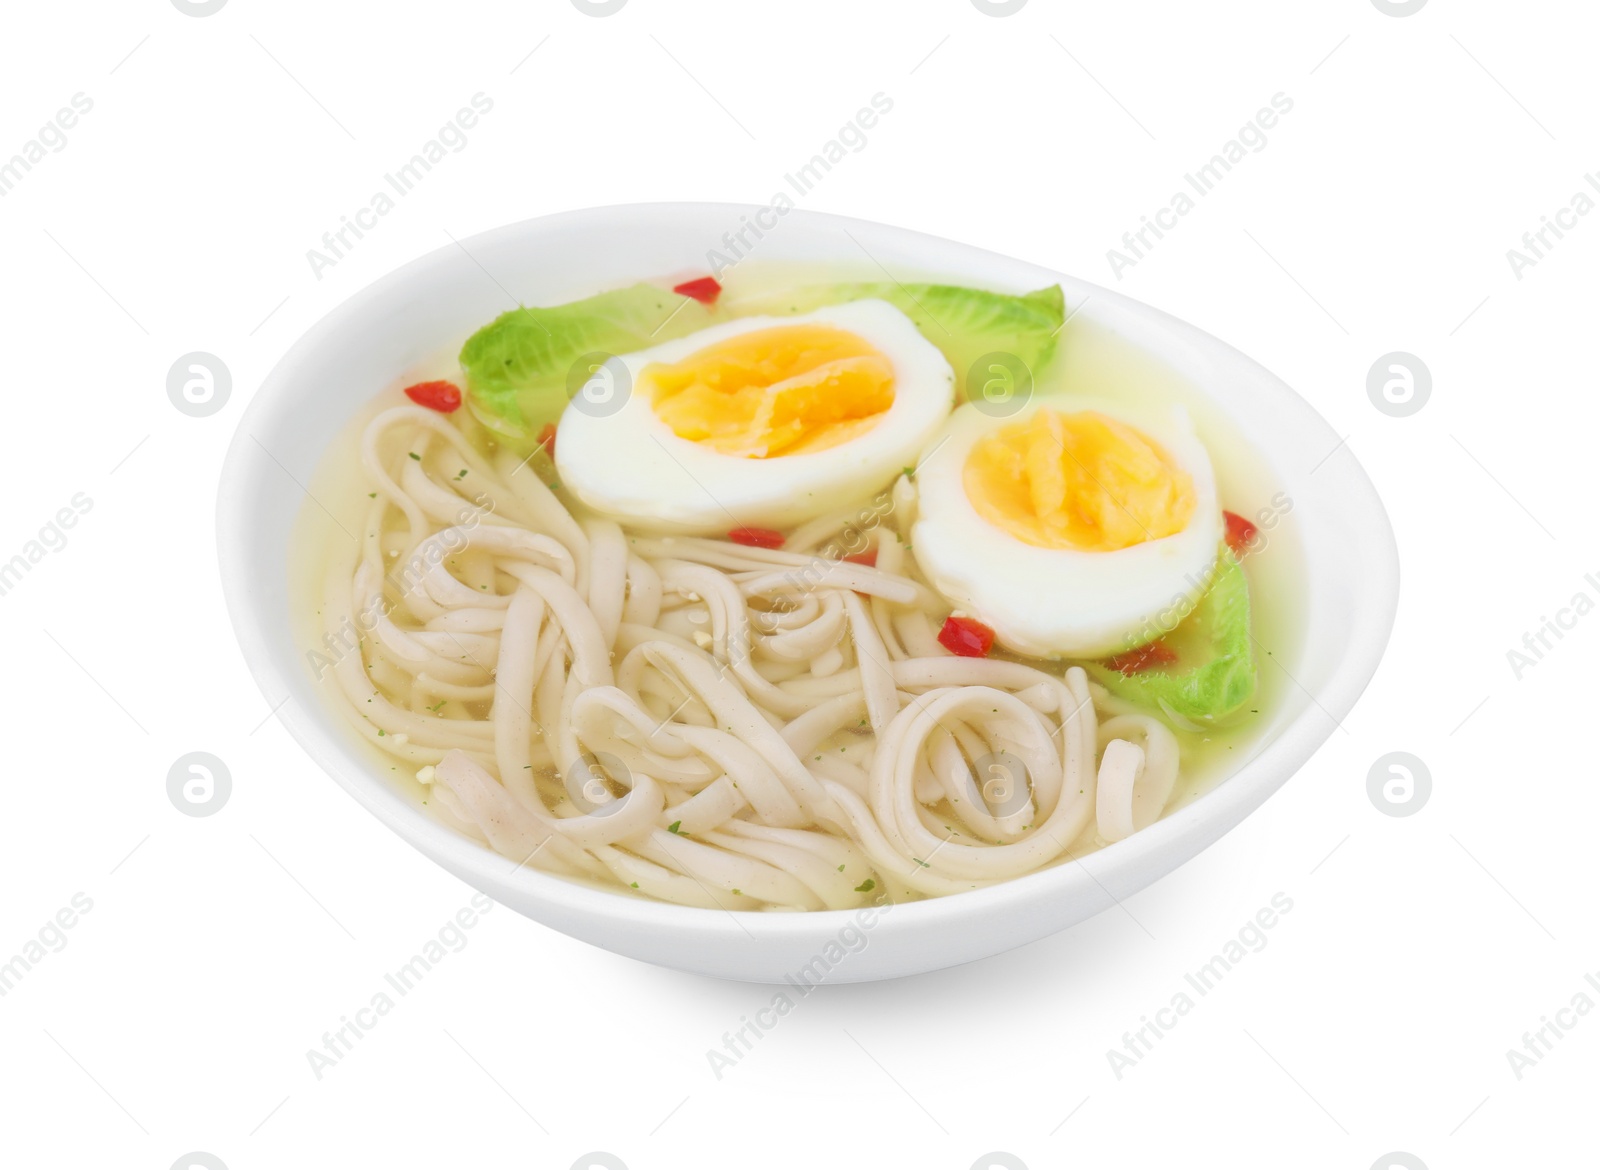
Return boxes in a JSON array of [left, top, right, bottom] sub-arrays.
[[403, 380, 462, 413], [728, 527, 786, 549], [536, 422, 557, 458], [842, 550, 878, 567], [1223, 510, 1259, 556], [673, 276, 723, 305], [938, 615, 996, 658], [1103, 641, 1178, 676]]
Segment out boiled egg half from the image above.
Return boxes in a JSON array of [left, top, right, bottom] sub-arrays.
[[555, 299, 954, 532], [911, 398, 1223, 659]]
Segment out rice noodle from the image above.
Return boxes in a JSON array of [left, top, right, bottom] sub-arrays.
[[313, 407, 1190, 910]]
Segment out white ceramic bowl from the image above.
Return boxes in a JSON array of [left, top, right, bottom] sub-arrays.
[[218, 203, 1398, 983]]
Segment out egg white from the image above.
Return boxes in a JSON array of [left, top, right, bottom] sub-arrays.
[[555, 299, 955, 533], [911, 397, 1223, 659]]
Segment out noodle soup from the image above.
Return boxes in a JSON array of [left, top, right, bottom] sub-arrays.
[[292, 266, 1302, 911]]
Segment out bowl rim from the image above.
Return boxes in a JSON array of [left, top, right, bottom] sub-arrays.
[[217, 200, 1399, 943]]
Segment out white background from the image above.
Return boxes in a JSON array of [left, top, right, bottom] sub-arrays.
[[1, 1, 1593, 1167]]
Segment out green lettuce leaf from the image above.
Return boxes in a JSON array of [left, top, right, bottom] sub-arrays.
[[1087, 552, 1258, 726], [459, 283, 724, 443]]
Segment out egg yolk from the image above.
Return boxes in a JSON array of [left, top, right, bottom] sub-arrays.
[[963, 409, 1196, 552], [647, 325, 895, 458]]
